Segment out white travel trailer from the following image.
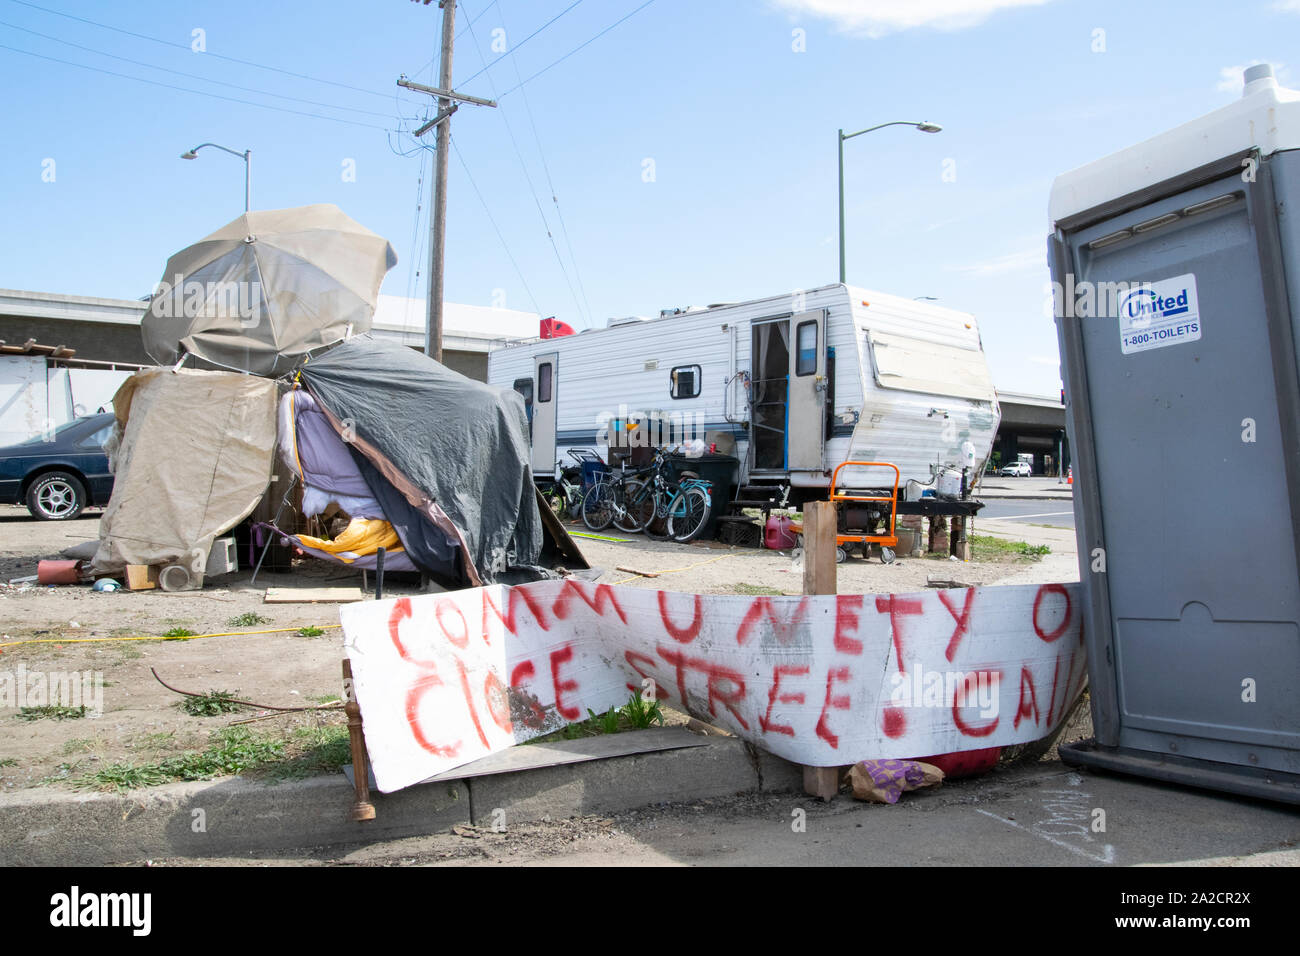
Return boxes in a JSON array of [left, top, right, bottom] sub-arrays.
[[487, 283, 1000, 505]]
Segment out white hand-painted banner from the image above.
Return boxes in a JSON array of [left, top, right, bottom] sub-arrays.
[[341, 580, 1085, 793]]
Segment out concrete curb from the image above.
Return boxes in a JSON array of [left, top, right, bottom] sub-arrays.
[[0, 736, 803, 865]]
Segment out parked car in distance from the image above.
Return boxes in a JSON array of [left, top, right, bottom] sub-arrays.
[[0, 413, 115, 519], [999, 461, 1033, 478]]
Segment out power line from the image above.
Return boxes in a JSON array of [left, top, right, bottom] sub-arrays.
[[457, 0, 584, 90], [0, 43, 396, 131], [498, 0, 656, 98], [503, 4, 595, 328], [0, 19, 395, 119], [463, 6, 587, 326], [6, 0, 393, 100], [450, 136, 544, 317]]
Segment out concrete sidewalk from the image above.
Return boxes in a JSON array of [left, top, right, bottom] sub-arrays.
[[976, 477, 1075, 501]]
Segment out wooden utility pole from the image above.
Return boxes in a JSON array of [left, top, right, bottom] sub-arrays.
[[399, 1, 496, 361], [427, 0, 456, 363]]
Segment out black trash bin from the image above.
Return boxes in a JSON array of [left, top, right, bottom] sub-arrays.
[[663, 453, 739, 540]]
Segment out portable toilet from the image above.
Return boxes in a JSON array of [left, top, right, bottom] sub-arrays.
[[1049, 64, 1300, 802]]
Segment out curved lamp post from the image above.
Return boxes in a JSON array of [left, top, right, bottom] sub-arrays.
[[838, 121, 941, 283], [181, 143, 251, 212]]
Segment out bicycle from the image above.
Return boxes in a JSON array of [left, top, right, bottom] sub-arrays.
[[622, 452, 713, 542], [581, 462, 651, 533]]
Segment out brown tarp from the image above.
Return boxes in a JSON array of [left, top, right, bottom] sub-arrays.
[[91, 369, 277, 582]]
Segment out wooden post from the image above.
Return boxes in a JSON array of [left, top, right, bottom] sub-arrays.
[[343, 659, 376, 822], [950, 515, 970, 561], [801, 500, 841, 800]]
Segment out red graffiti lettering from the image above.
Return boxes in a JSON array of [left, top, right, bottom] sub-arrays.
[[1032, 584, 1072, 642], [882, 705, 907, 738], [760, 664, 809, 736], [551, 581, 628, 624], [736, 597, 809, 646], [481, 587, 549, 643], [405, 673, 460, 757], [834, 595, 864, 655], [483, 671, 513, 734], [454, 657, 490, 748], [875, 595, 923, 673], [550, 644, 581, 721], [623, 650, 671, 699], [815, 667, 852, 748], [938, 588, 976, 662], [507, 660, 549, 730], [435, 598, 469, 649], [657, 646, 750, 729], [658, 592, 704, 644], [952, 670, 1000, 737], [1013, 666, 1041, 729]]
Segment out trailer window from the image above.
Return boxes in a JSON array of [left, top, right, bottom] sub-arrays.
[[670, 365, 701, 399], [537, 363, 553, 402], [795, 321, 817, 376]]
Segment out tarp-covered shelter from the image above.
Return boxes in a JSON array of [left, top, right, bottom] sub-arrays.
[[288, 335, 562, 587], [91, 368, 277, 583]]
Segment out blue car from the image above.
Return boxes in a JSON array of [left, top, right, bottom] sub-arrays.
[[0, 413, 116, 520]]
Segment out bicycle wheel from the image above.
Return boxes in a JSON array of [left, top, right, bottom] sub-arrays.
[[615, 479, 654, 533], [581, 482, 614, 531], [543, 485, 567, 520], [642, 488, 672, 541], [668, 486, 711, 542]]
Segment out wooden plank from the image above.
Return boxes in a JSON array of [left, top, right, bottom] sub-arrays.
[[801, 500, 838, 798], [342, 727, 711, 790], [802, 500, 837, 597], [615, 565, 660, 578], [803, 765, 841, 801], [264, 586, 365, 603], [124, 564, 157, 591]]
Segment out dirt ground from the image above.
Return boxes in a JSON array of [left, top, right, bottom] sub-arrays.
[[0, 504, 1079, 792]]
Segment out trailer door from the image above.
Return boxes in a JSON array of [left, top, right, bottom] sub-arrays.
[[531, 353, 558, 475], [786, 309, 826, 472]]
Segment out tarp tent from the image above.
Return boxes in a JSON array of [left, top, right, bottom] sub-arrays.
[[289, 335, 553, 587], [92, 368, 278, 584]]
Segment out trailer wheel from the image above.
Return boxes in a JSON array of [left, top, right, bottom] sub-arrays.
[[880, 546, 896, 565], [835, 546, 847, 564]]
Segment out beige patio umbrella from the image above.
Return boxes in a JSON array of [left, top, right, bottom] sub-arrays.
[[141, 203, 397, 377]]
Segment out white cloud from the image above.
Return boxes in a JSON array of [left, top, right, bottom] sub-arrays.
[[1273, 1, 1300, 12], [1217, 60, 1289, 93], [951, 246, 1045, 277], [769, 0, 1056, 37]]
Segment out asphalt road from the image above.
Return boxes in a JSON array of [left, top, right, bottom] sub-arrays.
[[978, 498, 1076, 529]]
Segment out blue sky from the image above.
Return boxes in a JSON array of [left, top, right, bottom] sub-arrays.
[[1, 0, 1295, 395]]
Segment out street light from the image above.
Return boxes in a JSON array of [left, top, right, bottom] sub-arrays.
[[181, 143, 251, 212], [838, 121, 941, 283]]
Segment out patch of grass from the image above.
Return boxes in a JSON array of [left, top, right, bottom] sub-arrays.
[[587, 706, 621, 735], [306, 693, 341, 704], [0, 757, 16, 768], [116, 647, 144, 661], [61, 737, 95, 756], [79, 728, 285, 791], [732, 582, 784, 596], [296, 625, 326, 638], [261, 724, 351, 780], [161, 627, 197, 639], [226, 612, 271, 628], [620, 693, 665, 730], [178, 690, 244, 717], [968, 534, 1051, 563], [17, 704, 86, 721]]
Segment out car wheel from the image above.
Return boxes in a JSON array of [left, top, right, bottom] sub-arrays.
[[25, 471, 86, 520]]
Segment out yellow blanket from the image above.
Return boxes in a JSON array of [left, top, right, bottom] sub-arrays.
[[296, 518, 403, 563]]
